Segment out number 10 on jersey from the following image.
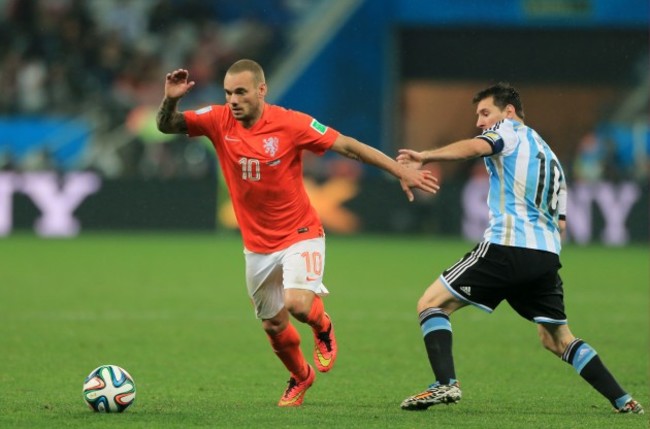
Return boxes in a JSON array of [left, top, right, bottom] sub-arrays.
[[239, 157, 260, 181]]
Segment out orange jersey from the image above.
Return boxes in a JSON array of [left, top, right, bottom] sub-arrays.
[[184, 103, 339, 253]]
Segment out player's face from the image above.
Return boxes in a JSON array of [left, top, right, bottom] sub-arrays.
[[475, 96, 509, 130], [224, 71, 266, 127]]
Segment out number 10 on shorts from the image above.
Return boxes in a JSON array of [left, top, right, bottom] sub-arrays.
[[301, 251, 323, 279]]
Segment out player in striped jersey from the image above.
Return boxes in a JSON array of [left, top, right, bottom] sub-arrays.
[[397, 83, 643, 414]]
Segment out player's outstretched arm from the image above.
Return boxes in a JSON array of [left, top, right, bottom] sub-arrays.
[[397, 139, 492, 165], [156, 69, 196, 134], [330, 134, 439, 202]]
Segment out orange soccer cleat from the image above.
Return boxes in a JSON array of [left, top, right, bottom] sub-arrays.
[[313, 313, 337, 372], [278, 365, 316, 407]]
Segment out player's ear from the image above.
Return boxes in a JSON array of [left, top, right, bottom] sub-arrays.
[[258, 82, 268, 98], [504, 104, 516, 119]]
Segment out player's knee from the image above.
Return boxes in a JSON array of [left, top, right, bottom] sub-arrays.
[[416, 295, 434, 313], [287, 307, 309, 322], [540, 337, 561, 355], [416, 280, 459, 314], [262, 318, 287, 335], [284, 298, 310, 321], [538, 330, 566, 356], [262, 308, 290, 335], [537, 324, 575, 356], [283, 288, 314, 318]]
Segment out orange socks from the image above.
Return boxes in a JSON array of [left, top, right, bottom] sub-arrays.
[[267, 296, 330, 380], [267, 322, 309, 380], [306, 295, 329, 333]]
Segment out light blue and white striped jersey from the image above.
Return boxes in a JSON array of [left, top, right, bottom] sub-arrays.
[[476, 119, 567, 254]]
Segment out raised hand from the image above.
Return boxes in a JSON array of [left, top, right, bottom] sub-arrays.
[[399, 167, 439, 202], [396, 149, 425, 170], [164, 69, 196, 100]]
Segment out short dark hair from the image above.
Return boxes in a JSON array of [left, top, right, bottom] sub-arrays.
[[473, 82, 525, 120], [226, 59, 265, 85]]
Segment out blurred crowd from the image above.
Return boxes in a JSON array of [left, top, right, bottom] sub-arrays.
[[574, 125, 650, 183], [1, 0, 647, 183], [0, 0, 319, 177], [573, 58, 650, 183]]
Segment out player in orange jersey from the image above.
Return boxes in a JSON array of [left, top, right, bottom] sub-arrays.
[[157, 59, 439, 406]]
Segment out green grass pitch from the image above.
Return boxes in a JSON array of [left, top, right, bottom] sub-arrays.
[[0, 234, 647, 428]]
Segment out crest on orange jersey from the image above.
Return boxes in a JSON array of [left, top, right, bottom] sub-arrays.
[[263, 136, 279, 156]]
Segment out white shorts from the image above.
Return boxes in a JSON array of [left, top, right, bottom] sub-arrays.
[[244, 237, 329, 320]]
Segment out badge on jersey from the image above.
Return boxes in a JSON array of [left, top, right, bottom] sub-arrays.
[[310, 119, 328, 135], [195, 106, 212, 115], [477, 130, 504, 155], [263, 136, 279, 157], [481, 130, 501, 144]]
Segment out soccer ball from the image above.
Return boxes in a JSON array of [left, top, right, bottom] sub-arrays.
[[82, 365, 136, 412]]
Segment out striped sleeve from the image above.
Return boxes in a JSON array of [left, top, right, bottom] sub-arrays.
[[476, 130, 504, 155], [557, 180, 567, 221]]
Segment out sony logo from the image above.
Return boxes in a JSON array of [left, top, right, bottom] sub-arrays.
[[0, 172, 101, 237]]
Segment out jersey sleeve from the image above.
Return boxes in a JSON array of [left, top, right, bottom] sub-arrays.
[[289, 110, 339, 155], [183, 105, 220, 137], [557, 163, 568, 221], [476, 119, 518, 156], [557, 182, 567, 221]]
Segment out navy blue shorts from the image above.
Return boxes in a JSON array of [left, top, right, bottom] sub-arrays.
[[440, 242, 567, 324]]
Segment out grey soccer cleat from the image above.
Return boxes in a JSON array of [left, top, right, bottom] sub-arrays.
[[401, 382, 462, 410], [617, 399, 644, 414]]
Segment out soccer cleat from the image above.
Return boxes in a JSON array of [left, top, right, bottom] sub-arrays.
[[278, 365, 315, 407], [313, 313, 337, 372], [617, 399, 644, 414], [400, 382, 462, 410]]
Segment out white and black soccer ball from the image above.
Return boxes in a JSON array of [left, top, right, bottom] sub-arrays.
[[82, 365, 136, 412]]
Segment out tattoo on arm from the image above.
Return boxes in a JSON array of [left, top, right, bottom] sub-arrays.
[[156, 97, 188, 134]]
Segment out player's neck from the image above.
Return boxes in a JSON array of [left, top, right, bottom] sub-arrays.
[[506, 114, 524, 125]]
